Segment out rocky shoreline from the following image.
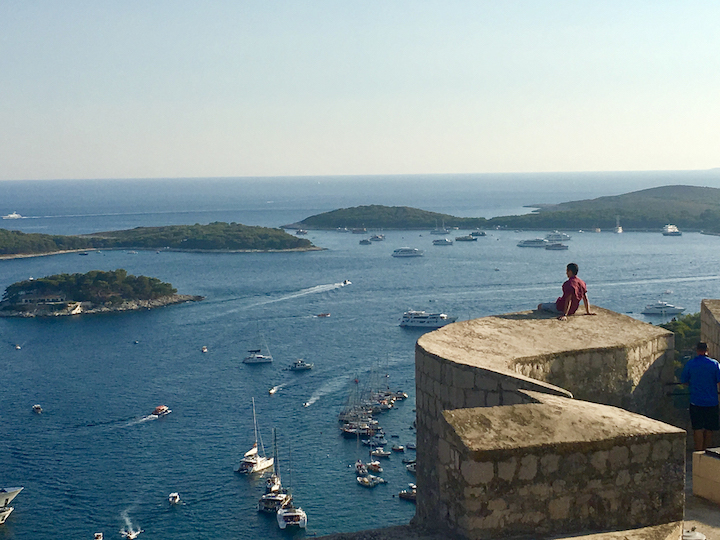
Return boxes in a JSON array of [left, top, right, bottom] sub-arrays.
[[0, 246, 323, 260], [0, 294, 204, 318]]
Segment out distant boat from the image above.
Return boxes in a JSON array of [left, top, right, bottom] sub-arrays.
[[237, 398, 274, 474], [470, 230, 486, 237], [369, 234, 385, 241], [359, 239, 371, 245], [316, 313, 330, 318], [32, 404, 42, 414], [430, 221, 450, 235], [392, 247, 424, 257], [614, 216, 623, 234], [243, 328, 273, 364], [399, 483, 417, 502], [289, 359, 313, 371], [400, 310, 457, 328], [545, 243, 569, 250], [517, 238, 548, 247], [201, 346, 208, 353], [545, 231, 572, 242], [168, 492, 181, 505], [662, 224, 682, 236], [277, 500, 307, 529], [258, 429, 292, 513], [295, 229, 308, 235], [641, 301, 685, 316], [455, 235, 477, 242], [151, 405, 171, 417], [2, 212, 22, 220], [432, 238, 453, 246], [0, 486, 23, 524]]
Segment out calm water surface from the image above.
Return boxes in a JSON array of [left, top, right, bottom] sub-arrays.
[[2, 175, 720, 539]]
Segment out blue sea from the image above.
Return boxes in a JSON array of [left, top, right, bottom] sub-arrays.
[[2, 171, 720, 540]]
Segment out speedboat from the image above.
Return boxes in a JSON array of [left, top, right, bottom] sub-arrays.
[[289, 359, 313, 371], [342, 279, 351, 285], [277, 501, 307, 529], [392, 444, 405, 452], [168, 492, 181, 505], [641, 301, 685, 316], [517, 238, 548, 247], [201, 346, 208, 353], [391, 247, 424, 257], [370, 447, 391, 458], [151, 405, 171, 417], [545, 231, 572, 242], [2, 212, 22, 219], [662, 224, 682, 236], [545, 243, 569, 250], [94, 534, 104, 540], [369, 234, 385, 241], [406, 462, 417, 473], [32, 404, 42, 414], [120, 529, 144, 539], [316, 313, 330, 317], [0, 487, 23, 524], [432, 238, 453, 246], [243, 349, 273, 364], [399, 483, 417, 502], [400, 310, 457, 328]]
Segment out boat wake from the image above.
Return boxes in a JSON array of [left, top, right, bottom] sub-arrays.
[[124, 415, 158, 427], [303, 375, 349, 408], [269, 383, 286, 395], [248, 282, 349, 308], [119, 509, 143, 538]]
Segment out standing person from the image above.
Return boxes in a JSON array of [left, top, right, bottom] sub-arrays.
[[681, 342, 720, 451], [538, 262, 595, 321]]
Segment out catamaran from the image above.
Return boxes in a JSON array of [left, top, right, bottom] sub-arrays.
[[0, 487, 23, 524], [258, 429, 292, 513], [237, 398, 274, 474]]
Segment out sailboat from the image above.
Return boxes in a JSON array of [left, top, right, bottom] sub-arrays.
[[236, 398, 274, 474], [243, 326, 273, 364], [258, 429, 292, 513]]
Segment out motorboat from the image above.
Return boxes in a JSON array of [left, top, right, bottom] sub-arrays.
[[367, 460, 383, 473], [517, 238, 548, 247], [370, 447, 391, 458], [201, 346, 208, 353], [545, 243, 569, 250], [662, 224, 682, 236], [369, 234, 385, 241], [2, 212, 22, 219], [277, 501, 307, 529], [455, 235, 477, 241], [399, 483, 417, 502], [614, 216, 623, 234], [32, 404, 42, 414], [237, 398, 274, 474], [432, 238, 453, 246], [641, 301, 685, 316], [356, 474, 387, 488], [94, 534, 104, 540], [168, 492, 181, 505], [316, 313, 330, 317], [151, 405, 171, 417], [359, 239, 371, 245], [406, 462, 417, 473], [0, 487, 23, 524], [392, 444, 405, 452], [351, 228, 367, 234], [120, 529, 144, 539], [391, 247, 424, 257], [355, 459, 368, 476], [406, 443, 416, 450], [470, 230, 486, 237], [243, 349, 273, 364], [362, 435, 388, 447], [295, 229, 308, 235], [289, 359, 313, 371], [342, 279, 351, 285], [545, 231, 572, 242], [399, 310, 457, 328]]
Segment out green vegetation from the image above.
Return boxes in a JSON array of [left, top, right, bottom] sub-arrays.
[[0, 222, 313, 256], [2, 269, 176, 307], [296, 186, 720, 232], [659, 312, 701, 360], [298, 205, 487, 229]]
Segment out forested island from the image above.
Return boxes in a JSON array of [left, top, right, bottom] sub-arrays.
[[286, 185, 720, 233], [0, 222, 316, 257], [0, 269, 202, 317]]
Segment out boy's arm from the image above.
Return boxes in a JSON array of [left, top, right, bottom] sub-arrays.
[[583, 293, 595, 315]]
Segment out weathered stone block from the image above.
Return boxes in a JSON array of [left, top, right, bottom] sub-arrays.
[[461, 460, 494, 485], [608, 446, 629, 469], [518, 455, 537, 480], [549, 496, 571, 520], [590, 450, 608, 472], [541, 454, 560, 475], [651, 439, 671, 461], [498, 458, 516, 481], [630, 442, 651, 463], [475, 373, 499, 391]]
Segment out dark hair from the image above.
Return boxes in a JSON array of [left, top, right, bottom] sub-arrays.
[[697, 342, 708, 351], [566, 263, 579, 276]]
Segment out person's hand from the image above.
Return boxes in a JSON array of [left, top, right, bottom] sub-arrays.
[[557, 315, 568, 321]]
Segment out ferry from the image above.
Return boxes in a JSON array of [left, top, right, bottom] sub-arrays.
[[662, 224, 682, 236], [2, 212, 22, 220], [391, 247, 424, 257], [545, 231, 572, 242], [517, 238, 548, 247], [400, 310, 457, 328]]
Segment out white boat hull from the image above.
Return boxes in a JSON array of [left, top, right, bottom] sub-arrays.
[[0, 487, 23, 508], [400, 311, 457, 328], [0, 507, 14, 525], [277, 506, 307, 529]]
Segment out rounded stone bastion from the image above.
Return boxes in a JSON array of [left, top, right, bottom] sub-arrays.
[[413, 307, 685, 540]]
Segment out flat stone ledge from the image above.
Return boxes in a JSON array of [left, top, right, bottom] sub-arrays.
[[417, 307, 672, 376], [444, 391, 685, 455], [315, 522, 683, 540]]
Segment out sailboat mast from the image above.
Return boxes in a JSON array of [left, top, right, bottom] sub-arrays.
[[252, 397, 259, 447]]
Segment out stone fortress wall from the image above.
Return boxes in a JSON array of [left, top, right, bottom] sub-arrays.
[[413, 307, 686, 540]]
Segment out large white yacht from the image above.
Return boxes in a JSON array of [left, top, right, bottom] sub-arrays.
[[641, 301, 685, 316], [391, 247, 424, 257], [0, 487, 23, 524], [2, 212, 22, 220], [662, 224, 682, 236], [517, 238, 548, 247], [545, 231, 572, 242], [400, 310, 457, 328]]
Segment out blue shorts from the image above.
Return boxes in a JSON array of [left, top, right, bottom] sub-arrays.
[[538, 302, 561, 313]]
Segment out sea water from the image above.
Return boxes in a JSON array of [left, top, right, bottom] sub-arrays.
[[2, 173, 720, 539]]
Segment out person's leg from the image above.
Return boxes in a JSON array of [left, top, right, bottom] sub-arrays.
[[704, 430, 714, 451], [694, 429, 705, 451], [538, 302, 560, 313]]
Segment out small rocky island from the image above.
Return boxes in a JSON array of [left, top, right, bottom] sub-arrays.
[[0, 269, 202, 318]]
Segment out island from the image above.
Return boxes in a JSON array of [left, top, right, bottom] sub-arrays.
[[0, 269, 203, 317], [284, 185, 720, 233], [0, 222, 317, 258]]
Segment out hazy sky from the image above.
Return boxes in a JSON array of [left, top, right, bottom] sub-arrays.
[[1, 1, 718, 181]]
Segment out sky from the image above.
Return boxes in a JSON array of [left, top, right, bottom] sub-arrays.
[[0, 1, 719, 181]]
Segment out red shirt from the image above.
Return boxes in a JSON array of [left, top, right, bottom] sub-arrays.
[[556, 275, 587, 315]]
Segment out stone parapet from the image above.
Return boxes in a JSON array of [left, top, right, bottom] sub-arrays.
[[701, 299, 720, 360], [437, 392, 685, 539]]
